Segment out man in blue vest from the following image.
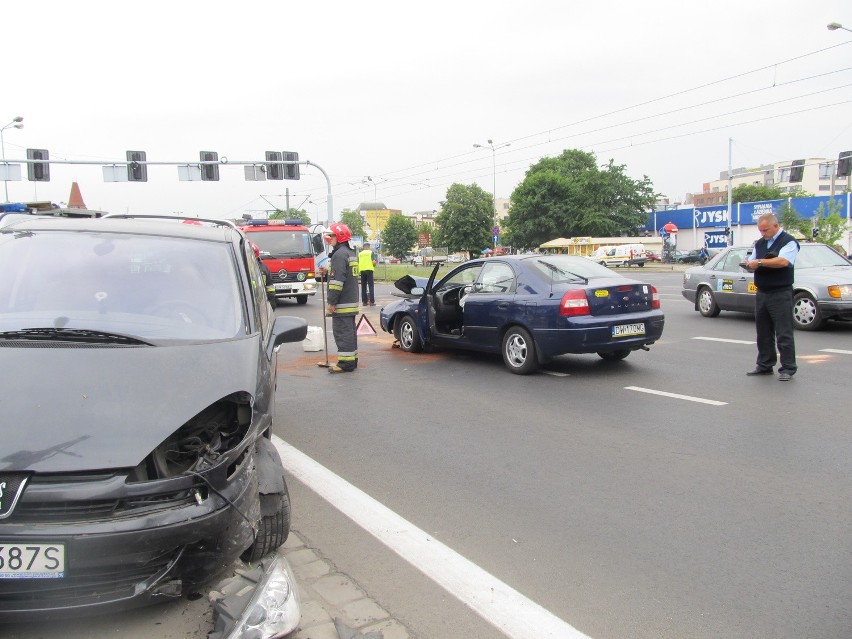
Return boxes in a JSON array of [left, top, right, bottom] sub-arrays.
[[742, 213, 799, 381]]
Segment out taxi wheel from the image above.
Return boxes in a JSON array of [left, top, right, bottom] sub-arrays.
[[502, 326, 539, 375], [397, 315, 422, 353], [792, 292, 825, 331], [598, 349, 630, 361], [697, 287, 721, 317]]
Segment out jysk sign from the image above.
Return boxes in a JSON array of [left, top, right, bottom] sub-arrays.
[[693, 206, 729, 227], [705, 231, 729, 247]]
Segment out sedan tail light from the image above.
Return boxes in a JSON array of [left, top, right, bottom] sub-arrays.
[[560, 289, 590, 316], [651, 286, 660, 309]]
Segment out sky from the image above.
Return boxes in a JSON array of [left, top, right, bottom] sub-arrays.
[[3, 0, 851, 224]]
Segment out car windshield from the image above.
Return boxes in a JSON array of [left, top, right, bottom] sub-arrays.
[[529, 255, 620, 282], [0, 230, 244, 341], [797, 244, 851, 268], [248, 230, 313, 258]]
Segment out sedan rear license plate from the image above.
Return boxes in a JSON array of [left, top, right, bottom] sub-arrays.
[[0, 543, 65, 578], [612, 323, 645, 338]]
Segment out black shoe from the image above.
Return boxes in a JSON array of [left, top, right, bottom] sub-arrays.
[[778, 372, 792, 381], [746, 368, 773, 376]]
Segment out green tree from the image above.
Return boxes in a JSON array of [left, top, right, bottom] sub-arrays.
[[731, 184, 786, 203], [435, 183, 493, 259], [381, 214, 418, 259], [505, 149, 655, 250], [269, 209, 311, 224], [339, 209, 365, 239], [774, 199, 845, 246]]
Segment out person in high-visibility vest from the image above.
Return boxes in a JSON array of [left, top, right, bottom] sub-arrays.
[[319, 223, 359, 373], [358, 242, 377, 306]]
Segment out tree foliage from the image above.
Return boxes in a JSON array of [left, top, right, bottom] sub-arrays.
[[435, 183, 493, 258], [778, 198, 846, 247], [269, 209, 311, 224], [339, 210, 365, 239], [731, 184, 786, 203], [504, 149, 656, 250], [381, 214, 418, 259]]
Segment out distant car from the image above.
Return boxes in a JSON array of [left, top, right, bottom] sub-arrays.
[[379, 255, 665, 374], [447, 255, 464, 263], [681, 243, 852, 331], [0, 215, 307, 620], [646, 251, 661, 262], [674, 249, 706, 264]]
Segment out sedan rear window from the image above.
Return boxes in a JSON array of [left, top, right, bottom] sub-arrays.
[[0, 231, 243, 340], [529, 255, 621, 282]]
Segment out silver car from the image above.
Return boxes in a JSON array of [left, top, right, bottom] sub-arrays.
[[681, 243, 852, 331]]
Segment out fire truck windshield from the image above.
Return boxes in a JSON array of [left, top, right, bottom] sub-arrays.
[[250, 231, 313, 259]]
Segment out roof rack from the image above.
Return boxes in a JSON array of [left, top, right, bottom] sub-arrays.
[[100, 214, 238, 230]]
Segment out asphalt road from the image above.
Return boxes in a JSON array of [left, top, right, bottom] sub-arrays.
[[274, 274, 852, 639], [4, 273, 850, 638]]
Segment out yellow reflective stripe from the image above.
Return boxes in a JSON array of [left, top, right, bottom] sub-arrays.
[[329, 279, 344, 287], [329, 284, 343, 291], [334, 308, 358, 315], [338, 354, 358, 361]]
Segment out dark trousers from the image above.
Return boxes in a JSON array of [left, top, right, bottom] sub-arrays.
[[754, 289, 797, 372], [360, 270, 375, 304], [331, 314, 358, 371]]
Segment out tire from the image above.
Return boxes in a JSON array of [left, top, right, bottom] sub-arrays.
[[296, 295, 308, 305], [598, 349, 630, 361], [599, 261, 607, 267], [792, 292, 825, 331], [242, 483, 291, 562], [697, 287, 721, 317], [501, 326, 538, 375], [397, 315, 423, 352]]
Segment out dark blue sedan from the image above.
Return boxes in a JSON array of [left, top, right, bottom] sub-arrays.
[[379, 254, 665, 374]]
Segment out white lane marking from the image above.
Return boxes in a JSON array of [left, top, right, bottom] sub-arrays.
[[273, 438, 591, 639], [821, 349, 852, 355], [542, 370, 570, 377], [625, 386, 728, 406], [693, 336, 755, 345]]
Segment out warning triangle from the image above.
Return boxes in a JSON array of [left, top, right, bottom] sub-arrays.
[[356, 314, 377, 336]]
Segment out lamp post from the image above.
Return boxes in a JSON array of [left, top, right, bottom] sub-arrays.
[[1, 116, 24, 203], [827, 22, 852, 33], [363, 175, 381, 202], [473, 139, 510, 244]]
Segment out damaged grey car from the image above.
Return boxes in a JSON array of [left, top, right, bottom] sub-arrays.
[[0, 216, 306, 622]]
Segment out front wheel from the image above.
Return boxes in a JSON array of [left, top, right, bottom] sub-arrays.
[[501, 326, 538, 375], [697, 287, 721, 317], [296, 295, 308, 305], [242, 485, 291, 562], [792, 292, 825, 331], [397, 315, 423, 352]]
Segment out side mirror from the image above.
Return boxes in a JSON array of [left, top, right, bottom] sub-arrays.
[[311, 233, 324, 255], [267, 316, 308, 359]]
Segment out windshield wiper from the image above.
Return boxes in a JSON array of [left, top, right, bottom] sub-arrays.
[[536, 260, 588, 284], [0, 328, 153, 345]]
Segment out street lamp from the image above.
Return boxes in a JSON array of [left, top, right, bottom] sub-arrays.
[[473, 139, 511, 244], [1, 116, 24, 203], [827, 22, 851, 33]]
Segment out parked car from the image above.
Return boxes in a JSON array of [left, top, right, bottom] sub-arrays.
[[673, 249, 706, 264], [646, 250, 662, 262], [380, 255, 665, 374], [0, 215, 307, 621], [681, 243, 852, 330]]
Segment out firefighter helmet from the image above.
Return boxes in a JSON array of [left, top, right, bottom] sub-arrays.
[[324, 222, 352, 243]]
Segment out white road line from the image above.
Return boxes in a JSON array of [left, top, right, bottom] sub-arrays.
[[273, 438, 591, 639], [820, 348, 852, 355], [693, 336, 755, 345], [625, 386, 728, 406], [542, 370, 570, 377]]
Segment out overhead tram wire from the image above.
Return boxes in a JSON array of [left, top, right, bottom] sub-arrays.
[[343, 42, 852, 195]]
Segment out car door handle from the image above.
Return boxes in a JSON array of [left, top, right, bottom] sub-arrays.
[[497, 303, 509, 310]]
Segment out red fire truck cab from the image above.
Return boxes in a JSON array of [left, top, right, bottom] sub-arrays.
[[238, 219, 321, 304]]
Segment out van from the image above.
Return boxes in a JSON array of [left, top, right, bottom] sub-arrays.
[[590, 244, 647, 267]]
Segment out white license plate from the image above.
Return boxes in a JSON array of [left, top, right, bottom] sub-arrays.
[[0, 543, 65, 579], [274, 283, 289, 290], [612, 323, 645, 338]]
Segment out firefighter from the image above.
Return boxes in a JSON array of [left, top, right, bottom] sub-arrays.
[[320, 223, 359, 373]]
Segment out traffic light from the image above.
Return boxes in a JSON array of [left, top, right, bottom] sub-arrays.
[[283, 151, 300, 180], [789, 159, 805, 183], [126, 151, 147, 182], [26, 149, 50, 182], [812, 227, 819, 239], [838, 151, 852, 178], [199, 151, 219, 181], [265, 151, 284, 180]]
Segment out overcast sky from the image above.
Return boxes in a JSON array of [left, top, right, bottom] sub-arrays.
[[4, 1, 851, 223]]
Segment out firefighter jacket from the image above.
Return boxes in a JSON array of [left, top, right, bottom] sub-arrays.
[[327, 243, 359, 315]]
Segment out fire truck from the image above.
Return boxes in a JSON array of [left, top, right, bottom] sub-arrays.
[[238, 219, 323, 304]]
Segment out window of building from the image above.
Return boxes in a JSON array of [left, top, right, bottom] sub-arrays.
[[819, 163, 833, 180], [819, 185, 831, 191], [778, 168, 792, 182]]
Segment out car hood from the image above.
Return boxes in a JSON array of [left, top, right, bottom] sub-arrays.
[[0, 339, 261, 473], [796, 265, 852, 284]]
